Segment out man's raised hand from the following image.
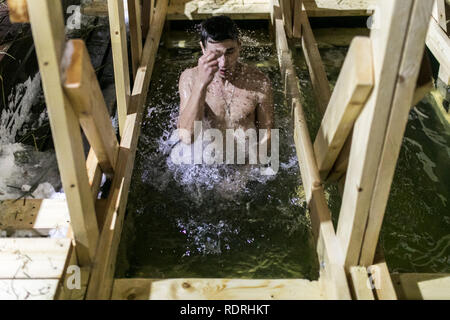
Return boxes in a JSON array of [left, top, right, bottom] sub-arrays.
[[198, 41, 221, 87]]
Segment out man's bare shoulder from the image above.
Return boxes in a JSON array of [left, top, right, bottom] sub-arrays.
[[179, 66, 198, 84], [240, 63, 271, 91]]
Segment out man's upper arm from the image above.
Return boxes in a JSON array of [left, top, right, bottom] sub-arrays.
[[256, 76, 274, 130], [178, 69, 193, 115]]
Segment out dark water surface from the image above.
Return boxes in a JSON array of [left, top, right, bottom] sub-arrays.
[[116, 28, 450, 279]]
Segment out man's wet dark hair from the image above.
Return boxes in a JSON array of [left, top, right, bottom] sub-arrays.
[[199, 15, 240, 47]]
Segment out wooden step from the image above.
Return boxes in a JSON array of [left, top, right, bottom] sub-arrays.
[[0, 238, 73, 300], [111, 278, 323, 300]]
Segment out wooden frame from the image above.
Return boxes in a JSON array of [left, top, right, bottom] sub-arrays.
[[3, 0, 448, 300]]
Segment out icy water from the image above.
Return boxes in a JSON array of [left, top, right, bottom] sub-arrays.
[[116, 28, 450, 279]]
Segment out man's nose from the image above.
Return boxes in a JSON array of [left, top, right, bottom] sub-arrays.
[[218, 54, 226, 67]]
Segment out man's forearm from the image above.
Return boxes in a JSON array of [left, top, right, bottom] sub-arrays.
[[178, 82, 207, 142]]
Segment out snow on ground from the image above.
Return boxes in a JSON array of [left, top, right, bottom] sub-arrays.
[[0, 74, 62, 201]]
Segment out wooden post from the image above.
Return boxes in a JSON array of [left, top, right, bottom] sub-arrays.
[[349, 266, 375, 300], [427, 16, 450, 85], [63, 39, 120, 174], [108, 0, 131, 137], [279, 0, 293, 38], [128, 0, 143, 79], [26, 0, 99, 266], [358, 0, 435, 266], [293, 0, 302, 38], [86, 0, 169, 300], [433, 0, 447, 32], [336, 0, 425, 270], [142, 0, 154, 38], [272, 0, 351, 300], [299, 4, 331, 115]]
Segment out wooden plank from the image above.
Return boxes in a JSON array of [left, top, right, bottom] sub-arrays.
[[0, 199, 70, 237], [86, 149, 103, 201], [108, 0, 131, 137], [314, 37, 373, 181], [293, 0, 302, 38], [433, 0, 447, 32], [63, 39, 120, 174], [412, 51, 434, 106], [0, 279, 60, 300], [391, 273, 450, 300], [359, 0, 435, 266], [327, 50, 433, 183], [308, 188, 351, 300], [150, 0, 155, 25], [0, 238, 72, 279], [27, 0, 99, 266], [299, 4, 331, 115], [280, 0, 293, 38], [336, 0, 415, 269], [128, 0, 143, 79], [426, 17, 450, 75], [7, 0, 29, 23], [368, 261, 397, 300], [81, 1, 109, 17], [438, 65, 450, 85], [111, 278, 322, 300], [302, 0, 374, 17], [85, 0, 169, 300], [272, 1, 350, 299], [82, 0, 375, 19], [326, 135, 351, 182], [55, 247, 89, 300], [142, 0, 150, 36], [349, 266, 375, 300]]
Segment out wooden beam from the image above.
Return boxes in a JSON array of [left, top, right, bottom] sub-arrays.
[[391, 273, 450, 300], [55, 249, 89, 300], [308, 188, 351, 300], [0, 199, 70, 237], [412, 51, 434, 106], [0, 279, 60, 300], [293, 0, 302, 38], [299, 4, 331, 115], [314, 37, 373, 181], [438, 65, 450, 85], [280, 0, 293, 38], [86, 149, 103, 201], [85, 0, 169, 300], [141, 0, 149, 37], [63, 39, 119, 174], [7, 0, 29, 23], [128, 0, 143, 79], [358, 0, 435, 267], [273, 1, 350, 299], [111, 278, 322, 300], [27, 0, 99, 266], [0, 238, 72, 279], [336, 0, 416, 269], [349, 266, 375, 300], [433, 0, 447, 32], [369, 262, 397, 300], [427, 16, 450, 72], [327, 50, 433, 183], [108, 0, 131, 137]]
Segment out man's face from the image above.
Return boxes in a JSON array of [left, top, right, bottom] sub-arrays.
[[204, 39, 240, 79]]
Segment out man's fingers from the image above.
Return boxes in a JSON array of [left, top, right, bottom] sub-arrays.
[[199, 41, 205, 54], [203, 52, 221, 63], [206, 59, 219, 67]]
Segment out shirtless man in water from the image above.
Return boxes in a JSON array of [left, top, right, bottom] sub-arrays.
[[177, 16, 274, 153]]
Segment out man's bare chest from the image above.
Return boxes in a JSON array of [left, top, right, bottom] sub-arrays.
[[205, 85, 258, 124]]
